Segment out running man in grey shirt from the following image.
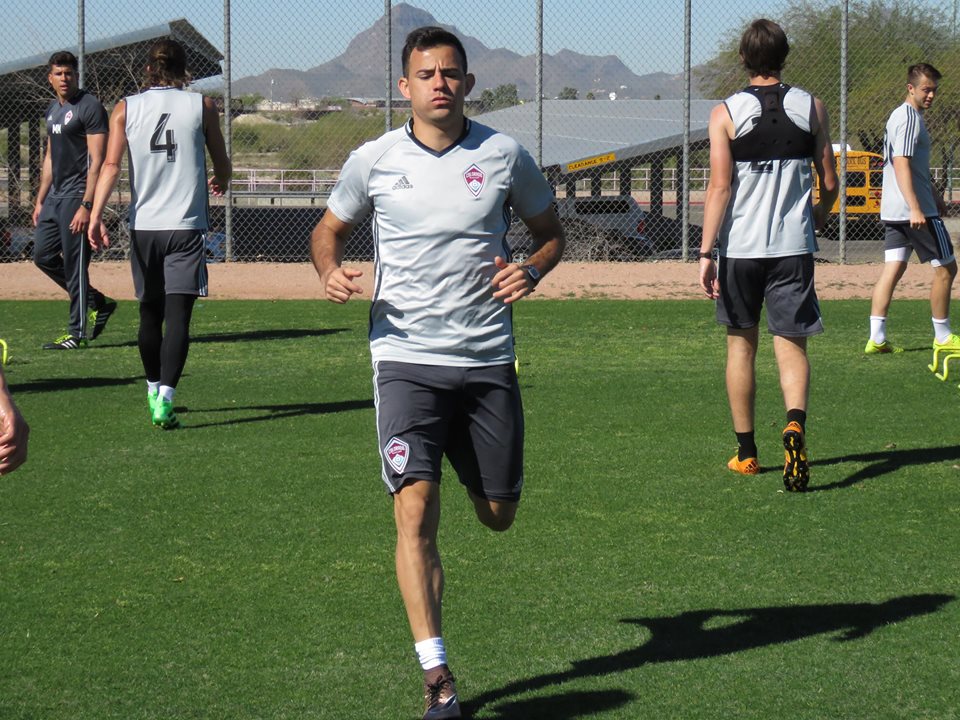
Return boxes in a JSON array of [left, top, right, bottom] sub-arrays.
[[311, 26, 564, 720], [32, 51, 116, 350]]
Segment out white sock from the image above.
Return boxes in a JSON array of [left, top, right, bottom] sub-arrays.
[[147, 380, 160, 395], [869, 316, 887, 344], [414, 637, 447, 671], [159, 385, 176, 403], [933, 317, 952, 344]]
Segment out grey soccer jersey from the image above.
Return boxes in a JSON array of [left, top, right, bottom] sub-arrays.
[[44, 90, 108, 198], [881, 102, 938, 221], [327, 119, 554, 367], [719, 85, 817, 258], [125, 87, 209, 230]]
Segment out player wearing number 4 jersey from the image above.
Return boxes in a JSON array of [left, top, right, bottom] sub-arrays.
[[89, 39, 231, 429]]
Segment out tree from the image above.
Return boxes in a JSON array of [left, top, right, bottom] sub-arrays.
[[477, 84, 520, 112], [698, 0, 960, 154], [586, 92, 596, 100], [558, 86, 578, 100]]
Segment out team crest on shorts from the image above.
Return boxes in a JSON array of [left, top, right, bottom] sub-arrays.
[[385, 436, 410, 474], [463, 164, 485, 197]]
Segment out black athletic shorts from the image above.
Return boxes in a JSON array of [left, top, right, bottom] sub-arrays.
[[373, 360, 524, 501], [130, 229, 209, 302], [716, 254, 823, 336], [883, 218, 954, 265]]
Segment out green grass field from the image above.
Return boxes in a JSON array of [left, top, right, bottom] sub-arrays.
[[0, 298, 958, 719]]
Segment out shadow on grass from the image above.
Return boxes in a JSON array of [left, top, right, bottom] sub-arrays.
[[96, 327, 348, 349], [9, 375, 141, 394], [482, 689, 634, 719], [465, 593, 953, 718], [809, 445, 960, 492], [181, 399, 374, 428]]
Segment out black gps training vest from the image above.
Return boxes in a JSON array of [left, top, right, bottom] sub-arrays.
[[729, 83, 815, 163]]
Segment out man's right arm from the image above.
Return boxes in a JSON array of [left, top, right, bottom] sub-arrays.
[[32, 138, 53, 226], [892, 155, 926, 229], [310, 211, 363, 304], [699, 103, 734, 299]]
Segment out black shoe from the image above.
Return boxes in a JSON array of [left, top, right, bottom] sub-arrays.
[[90, 298, 118, 340], [42, 334, 88, 350], [782, 421, 809, 492]]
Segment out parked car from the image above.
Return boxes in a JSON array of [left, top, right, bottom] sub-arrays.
[[1, 227, 33, 261], [507, 196, 649, 262]]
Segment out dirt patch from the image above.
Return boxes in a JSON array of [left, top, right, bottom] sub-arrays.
[[0, 259, 938, 301]]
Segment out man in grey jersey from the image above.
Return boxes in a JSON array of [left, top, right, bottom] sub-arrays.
[[699, 19, 838, 491], [88, 39, 230, 430], [311, 26, 564, 719], [864, 64, 958, 355], [32, 51, 116, 350]]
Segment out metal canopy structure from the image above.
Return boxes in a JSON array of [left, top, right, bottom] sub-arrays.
[[478, 99, 716, 217], [2, 19, 222, 220]]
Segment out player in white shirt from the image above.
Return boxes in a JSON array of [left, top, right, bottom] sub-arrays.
[[311, 27, 564, 720], [865, 64, 958, 355], [698, 19, 837, 491], [88, 39, 231, 429]]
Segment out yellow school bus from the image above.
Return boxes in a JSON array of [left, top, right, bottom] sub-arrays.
[[813, 150, 883, 219], [813, 150, 883, 238]]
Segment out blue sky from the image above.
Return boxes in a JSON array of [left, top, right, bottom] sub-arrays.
[[8, 0, 793, 80]]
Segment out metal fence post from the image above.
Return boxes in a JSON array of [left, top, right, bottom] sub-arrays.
[[224, 0, 233, 262]]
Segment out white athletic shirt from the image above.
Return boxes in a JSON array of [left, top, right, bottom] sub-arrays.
[[328, 119, 554, 366], [719, 85, 818, 258], [881, 102, 938, 221], [125, 87, 209, 230]]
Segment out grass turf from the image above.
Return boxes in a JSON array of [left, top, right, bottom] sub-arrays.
[[0, 298, 958, 719]]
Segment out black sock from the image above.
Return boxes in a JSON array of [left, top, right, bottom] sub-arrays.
[[786, 409, 806, 433], [736, 431, 757, 460]]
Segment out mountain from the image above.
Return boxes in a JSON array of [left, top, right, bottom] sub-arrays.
[[233, 4, 700, 101]]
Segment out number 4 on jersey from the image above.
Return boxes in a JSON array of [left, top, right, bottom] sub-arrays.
[[150, 113, 177, 162]]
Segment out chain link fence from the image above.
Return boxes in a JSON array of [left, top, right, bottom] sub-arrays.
[[3, 1, 959, 265]]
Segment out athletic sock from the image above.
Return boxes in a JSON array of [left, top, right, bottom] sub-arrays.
[[735, 431, 757, 461], [147, 380, 160, 395], [158, 385, 176, 403], [786, 409, 807, 434], [415, 637, 448, 671], [933, 317, 952, 344], [869, 315, 887, 344]]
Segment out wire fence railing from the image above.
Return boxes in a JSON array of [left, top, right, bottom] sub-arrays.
[[3, 1, 959, 264]]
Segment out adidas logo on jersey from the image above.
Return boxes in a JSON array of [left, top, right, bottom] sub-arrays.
[[392, 175, 414, 190]]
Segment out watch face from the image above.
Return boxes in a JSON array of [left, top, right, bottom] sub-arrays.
[[524, 265, 541, 283]]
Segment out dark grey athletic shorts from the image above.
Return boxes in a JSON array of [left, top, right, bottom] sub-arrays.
[[883, 218, 954, 265], [373, 360, 524, 501], [130, 229, 209, 302], [717, 254, 823, 336]]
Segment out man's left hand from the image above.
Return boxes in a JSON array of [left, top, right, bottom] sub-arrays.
[[492, 256, 535, 304]]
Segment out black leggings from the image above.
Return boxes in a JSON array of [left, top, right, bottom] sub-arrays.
[[138, 294, 197, 388]]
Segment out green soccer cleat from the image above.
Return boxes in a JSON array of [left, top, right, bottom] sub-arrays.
[[152, 397, 181, 430], [864, 339, 903, 354], [147, 388, 159, 419], [933, 333, 960, 352]]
